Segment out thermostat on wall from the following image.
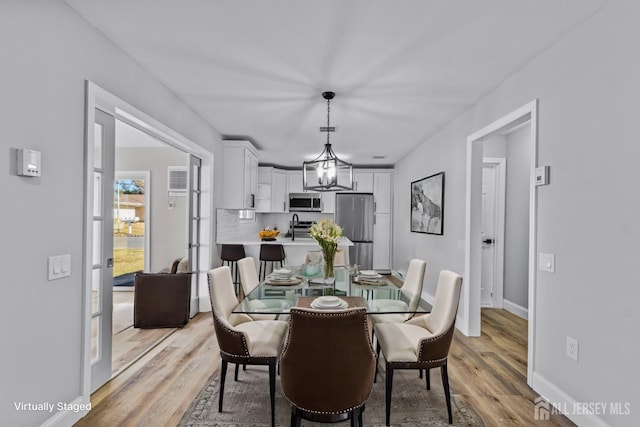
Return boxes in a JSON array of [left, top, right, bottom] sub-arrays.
[[17, 148, 41, 177], [535, 166, 549, 186]]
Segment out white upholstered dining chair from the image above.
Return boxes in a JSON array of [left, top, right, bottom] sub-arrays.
[[207, 266, 288, 427], [374, 270, 463, 425], [237, 256, 290, 320], [369, 258, 426, 325]]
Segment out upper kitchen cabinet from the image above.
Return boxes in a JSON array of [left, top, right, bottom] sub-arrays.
[[321, 192, 335, 214], [353, 171, 374, 192], [257, 166, 287, 212], [223, 141, 258, 209], [287, 170, 303, 194]]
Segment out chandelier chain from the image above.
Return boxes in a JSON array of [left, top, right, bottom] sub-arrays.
[[326, 96, 331, 146]]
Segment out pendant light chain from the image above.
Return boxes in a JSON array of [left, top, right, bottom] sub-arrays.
[[326, 96, 331, 148]]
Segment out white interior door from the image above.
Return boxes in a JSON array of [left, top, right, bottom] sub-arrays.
[[91, 108, 115, 391], [481, 164, 497, 306]]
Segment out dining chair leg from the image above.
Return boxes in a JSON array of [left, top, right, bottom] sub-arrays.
[[419, 369, 423, 378], [425, 368, 431, 390], [374, 341, 381, 383], [269, 359, 276, 427], [290, 407, 301, 427], [441, 363, 453, 424], [385, 362, 394, 426], [234, 363, 240, 381], [219, 360, 228, 412], [350, 409, 357, 427]]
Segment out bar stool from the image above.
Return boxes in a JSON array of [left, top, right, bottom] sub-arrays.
[[259, 244, 286, 281], [220, 244, 246, 295]]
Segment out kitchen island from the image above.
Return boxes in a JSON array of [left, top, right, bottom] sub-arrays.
[[216, 236, 353, 268]]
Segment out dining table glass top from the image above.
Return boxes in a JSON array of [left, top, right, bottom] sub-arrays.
[[233, 265, 431, 315]]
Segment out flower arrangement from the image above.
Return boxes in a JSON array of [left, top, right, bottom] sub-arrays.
[[309, 219, 343, 279]]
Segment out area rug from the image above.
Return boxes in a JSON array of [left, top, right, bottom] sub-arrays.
[[179, 365, 484, 426]]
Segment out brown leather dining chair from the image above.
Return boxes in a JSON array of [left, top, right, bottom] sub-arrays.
[[374, 270, 463, 425], [207, 266, 288, 427], [280, 307, 376, 427]]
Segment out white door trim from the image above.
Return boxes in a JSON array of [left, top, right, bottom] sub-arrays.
[[82, 81, 215, 406], [482, 158, 506, 309], [464, 99, 538, 385]]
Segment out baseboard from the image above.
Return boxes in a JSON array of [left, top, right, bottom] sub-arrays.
[[503, 299, 528, 320], [532, 372, 614, 427], [198, 295, 212, 313], [40, 396, 89, 427]]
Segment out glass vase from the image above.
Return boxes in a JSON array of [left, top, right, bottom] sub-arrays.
[[323, 247, 336, 281]]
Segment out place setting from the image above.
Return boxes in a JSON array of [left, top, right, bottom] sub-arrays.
[[265, 268, 304, 286], [310, 295, 349, 310], [354, 269, 386, 286]]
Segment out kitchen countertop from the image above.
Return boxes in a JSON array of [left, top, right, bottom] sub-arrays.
[[217, 235, 353, 246]]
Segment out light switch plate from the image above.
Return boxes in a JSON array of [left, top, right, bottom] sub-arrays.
[[538, 253, 555, 272], [48, 254, 71, 280]]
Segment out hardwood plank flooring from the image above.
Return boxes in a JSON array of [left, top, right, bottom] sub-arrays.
[[75, 309, 575, 426]]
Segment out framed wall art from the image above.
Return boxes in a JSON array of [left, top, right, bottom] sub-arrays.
[[410, 171, 445, 235]]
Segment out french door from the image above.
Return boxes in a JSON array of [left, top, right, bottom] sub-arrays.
[[91, 108, 115, 391], [188, 155, 202, 317]]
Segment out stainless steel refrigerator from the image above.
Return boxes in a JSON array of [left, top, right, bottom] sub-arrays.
[[335, 193, 374, 269]]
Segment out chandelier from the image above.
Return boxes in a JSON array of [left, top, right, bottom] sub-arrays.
[[302, 91, 354, 191]]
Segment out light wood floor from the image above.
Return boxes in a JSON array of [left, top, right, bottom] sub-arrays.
[[111, 290, 177, 374], [75, 309, 575, 427]]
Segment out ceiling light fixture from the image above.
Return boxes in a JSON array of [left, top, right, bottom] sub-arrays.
[[303, 91, 353, 192]]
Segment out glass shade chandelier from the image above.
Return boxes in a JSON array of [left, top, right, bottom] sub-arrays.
[[302, 91, 354, 191]]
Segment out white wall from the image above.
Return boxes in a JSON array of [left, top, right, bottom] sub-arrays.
[[0, 1, 223, 426], [393, 1, 639, 425], [115, 147, 189, 272], [503, 125, 530, 308]]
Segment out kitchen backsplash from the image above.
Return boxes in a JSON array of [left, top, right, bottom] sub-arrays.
[[216, 209, 332, 241]]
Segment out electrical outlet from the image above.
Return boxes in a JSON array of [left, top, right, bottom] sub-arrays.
[[566, 336, 578, 361]]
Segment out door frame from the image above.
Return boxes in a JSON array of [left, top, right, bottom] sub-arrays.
[[82, 81, 215, 400], [482, 158, 506, 308], [464, 99, 538, 385]]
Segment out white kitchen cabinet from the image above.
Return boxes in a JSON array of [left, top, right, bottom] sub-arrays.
[[256, 167, 288, 212], [271, 169, 287, 212], [373, 213, 391, 269], [353, 171, 374, 192], [321, 192, 335, 214], [373, 171, 393, 214], [288, 170, 303, 194], [223, 141, 258, 209]]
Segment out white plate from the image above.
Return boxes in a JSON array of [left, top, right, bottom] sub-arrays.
[[273, 268, 292, 275], [311, 297, 348, 310], [359, 270, 380, 277]]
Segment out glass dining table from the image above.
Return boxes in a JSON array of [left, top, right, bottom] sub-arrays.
[[233, 265, 431, 316]]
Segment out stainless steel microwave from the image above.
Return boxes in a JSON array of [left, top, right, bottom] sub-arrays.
[[288, 193, 321, 212]]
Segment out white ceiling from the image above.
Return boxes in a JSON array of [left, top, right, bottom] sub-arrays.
[[66, 0, 607, 168]]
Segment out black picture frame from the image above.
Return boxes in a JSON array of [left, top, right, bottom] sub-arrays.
[[410, 172, 445, 235]]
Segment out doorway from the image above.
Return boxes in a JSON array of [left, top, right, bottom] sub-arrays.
[[464, 99, 538, 385], [82, 82, 214, 395]]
